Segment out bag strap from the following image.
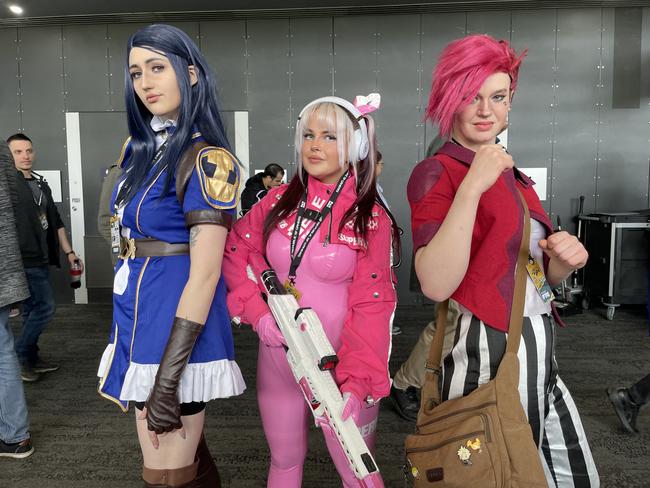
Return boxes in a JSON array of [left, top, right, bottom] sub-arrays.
[[419, 188, 531, 414], [506, 189, 531, 353]]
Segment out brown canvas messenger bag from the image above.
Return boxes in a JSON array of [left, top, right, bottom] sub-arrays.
[[404, 190, 547, 487]]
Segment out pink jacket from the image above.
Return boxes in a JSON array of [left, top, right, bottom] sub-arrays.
[[223, 175, 397, 401]]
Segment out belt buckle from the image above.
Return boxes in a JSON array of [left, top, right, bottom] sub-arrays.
[[119, 237, 136, 260]]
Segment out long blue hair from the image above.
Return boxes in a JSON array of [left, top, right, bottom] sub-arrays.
[[120, 24, 231, 204]]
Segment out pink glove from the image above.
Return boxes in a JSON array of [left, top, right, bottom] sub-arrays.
[[341, 392, 363, 423], [254, 312, 286, 347]]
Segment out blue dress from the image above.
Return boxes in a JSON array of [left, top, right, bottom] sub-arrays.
[[97, 133, 246, 411]]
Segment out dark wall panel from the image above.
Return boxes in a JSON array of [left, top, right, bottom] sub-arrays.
[[551, 9, 602, 225], [63, 25, 110, 112], [332, 16, 377, 99], [467, 10, 511, 39], [246, 19, 292, 170], [289, 17, 333, 177], [612, 7, 642, 109], [18, 27, 71, 302], [375, 15, 422, 301], [80, 112, 127, 289], [509, 9, 557, 212], [0, 28, 20, 138], [200, 21, 247, 112], [597, 8, 650, 212]]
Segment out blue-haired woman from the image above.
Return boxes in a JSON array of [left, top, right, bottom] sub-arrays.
[[96, 24, 245, 487]]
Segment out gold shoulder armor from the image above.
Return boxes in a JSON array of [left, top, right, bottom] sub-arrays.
[[195, 146, 241, 209]]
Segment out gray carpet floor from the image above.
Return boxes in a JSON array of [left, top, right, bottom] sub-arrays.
[[1, 303, 649, 488]]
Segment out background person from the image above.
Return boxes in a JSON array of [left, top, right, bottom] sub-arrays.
[[0, 141, 34, 459], [97, 162, 123, 266], [608, 373, 650, 434], [7, 133, 84, 382], [240, 163, 285, 215]]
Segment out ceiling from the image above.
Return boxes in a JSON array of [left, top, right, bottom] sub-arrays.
[[0, 0, 646, 23], [0, 0, 442, 19]]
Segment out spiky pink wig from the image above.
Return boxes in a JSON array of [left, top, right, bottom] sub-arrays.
[[425, 34, 526, 138]]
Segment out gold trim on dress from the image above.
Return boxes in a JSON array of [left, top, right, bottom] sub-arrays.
[[129, 257, 151, 361], [135, 169, 165, 234], [97, 322, 129, 413], [116, 137, 132, 169]]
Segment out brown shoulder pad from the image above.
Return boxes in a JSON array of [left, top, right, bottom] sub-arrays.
[[176, 140, 209, 205]]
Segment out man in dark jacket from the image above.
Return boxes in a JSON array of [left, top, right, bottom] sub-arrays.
[[7, 133, 84, 381], [0, 141, 34, 458], [240, 163, 284, 215]]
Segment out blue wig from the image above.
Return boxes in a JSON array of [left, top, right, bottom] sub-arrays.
[[120, 24, 231, 204]]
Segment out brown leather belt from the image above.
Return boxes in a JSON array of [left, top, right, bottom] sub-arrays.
[[119, 237, 189, 259]]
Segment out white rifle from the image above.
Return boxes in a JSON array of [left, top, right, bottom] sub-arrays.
[[251, 256, 384, 488]]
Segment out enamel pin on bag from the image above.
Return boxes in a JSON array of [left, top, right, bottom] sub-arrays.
[[404, 191, 547, 487]]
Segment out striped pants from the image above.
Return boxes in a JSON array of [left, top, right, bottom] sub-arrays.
[[441, 312, 600, 488]]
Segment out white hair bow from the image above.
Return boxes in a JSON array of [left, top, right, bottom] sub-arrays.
[[353, 93, 381, 115]]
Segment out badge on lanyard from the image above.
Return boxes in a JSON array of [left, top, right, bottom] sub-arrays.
[[37, 211, 48, 231], [110, 214, 121, 254], [284, 279, 302, 301], [525, 255, 555, 303]]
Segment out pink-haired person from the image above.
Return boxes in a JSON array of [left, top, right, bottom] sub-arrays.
[[408, 34, 600, 487]]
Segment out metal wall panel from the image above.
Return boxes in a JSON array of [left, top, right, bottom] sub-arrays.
[[79, 112, 128, 288], [420, 12, 467, 150], [551, 9, 602, 226], [612, 7, 642, 109], [596, 8, 650, 212], [332, 16, 377, 98], [375, 15, 422, 301], [18, 27, 71, 302], [246, 19, 292, 169], [63, 25, 110, 112], [107, 23, 148, 111], [289, 17, 333, 177], [510, 9, 557, 212], [200, 21, 247, 112], [467, 10, 512, 39], [0, 28, 20, 137], [643, 7, 650, 109]]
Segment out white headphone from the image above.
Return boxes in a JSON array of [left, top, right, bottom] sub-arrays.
[[297, 96, 370, 162]]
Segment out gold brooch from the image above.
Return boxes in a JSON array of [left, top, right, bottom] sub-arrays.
[[467, 438, 482, 453]]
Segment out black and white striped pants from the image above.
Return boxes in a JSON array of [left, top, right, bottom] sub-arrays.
[[441, 312, 600, 488]]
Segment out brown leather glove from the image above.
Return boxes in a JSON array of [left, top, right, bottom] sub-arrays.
[[145, 317, 202, 434]]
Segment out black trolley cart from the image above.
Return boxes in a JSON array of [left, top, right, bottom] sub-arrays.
[[579, 212, 650, 320]]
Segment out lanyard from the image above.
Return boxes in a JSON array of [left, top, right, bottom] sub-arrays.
[[113, 139, 169, 213], [288, 171, 350, 283], [32, 183, 43, 208]]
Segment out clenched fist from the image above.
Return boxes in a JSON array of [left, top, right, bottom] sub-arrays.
[[539, 231, 588, 271], [461, 144, 514, 196]]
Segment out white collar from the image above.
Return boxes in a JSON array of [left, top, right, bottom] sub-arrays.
[[150, 115, 176, 133]]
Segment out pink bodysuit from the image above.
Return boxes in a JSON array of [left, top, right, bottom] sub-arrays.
[[223, 175, 397, 487]]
